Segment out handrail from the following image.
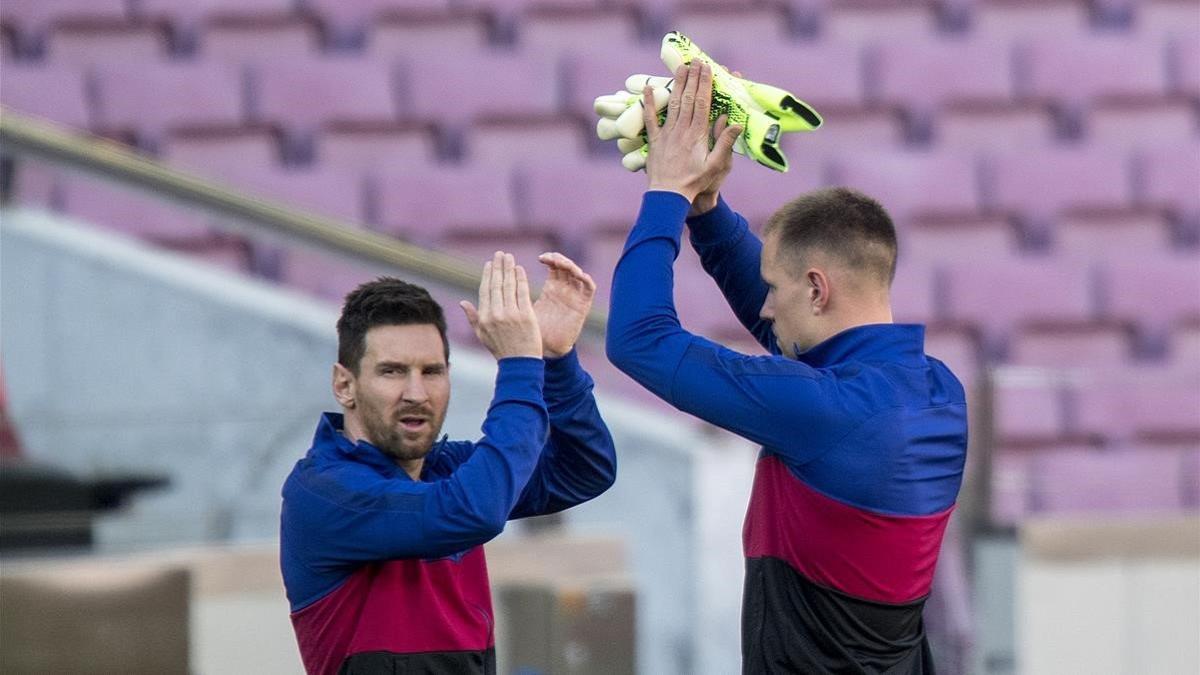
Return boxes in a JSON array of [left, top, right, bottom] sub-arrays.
[[0, 108, 609, 336]]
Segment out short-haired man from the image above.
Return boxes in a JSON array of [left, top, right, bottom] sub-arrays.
[[282, 251, 617, 674], [606, 61, 968, 673]]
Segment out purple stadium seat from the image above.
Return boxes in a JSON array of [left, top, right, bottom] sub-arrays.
[[829, 150, 982, 227], [0, 64, 91, 130], [564, 45, 663, 120], [1055, 211, 1173, 260], [310, 0, 455, 34], [94, 61, 245, 140], [671, 7, 790, 55], [137, 0, 295, 26], [278, 245, 374, 303], [1135, 0, 1200, 38], [0, 0, 127, 36], [925, 328, 980, 389], [404, 49, 561, 130], [968, 0, 1091, 41], [162, 128, 282, 177], [198, 17, 321, 63], [1073, 366, 1200, 441], [433, 232, 559, 289], [716, 155, 826, 227], [719, 40, 868, 113], [905, 216, 1019, 263], [816, 0, 939, 44], [1101, 256, 1200, 333], [517, 9, 641, 58], [463, 120, 588, 171], [1009, 325, 1132, 368], [990, 446, 1033, 526], [1030, 445, 1187, 514], [985, 145, 1133, 221], [937, 106, 1057, 151], [253, 56, 397, 135], [316, 125, 438, 171], [674, 240, 743, 339], [1085, 100, 1197, 150], [374, 162, 520, 241], [891, 256, 937, 325], [367, 12, 489, 58], [58, 176, 217, 242], [517, 159, 648, 237], [992, 374, 1066, 443], [941, 258, 1094, 342], [872, 38, 1015, 115], [1137, 142, 1200, 215], [45, 21, 171, 65], [1021, 35, 1169, 107], [229, 165, 367, 223], [1171, 36, 1200, 99], [1170, 321, 1200, 366]]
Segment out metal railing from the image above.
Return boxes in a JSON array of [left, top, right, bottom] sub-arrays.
[[0, 108, 609, 336]]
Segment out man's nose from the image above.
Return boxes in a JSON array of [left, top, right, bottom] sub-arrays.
[[402, 374, 429, 403]]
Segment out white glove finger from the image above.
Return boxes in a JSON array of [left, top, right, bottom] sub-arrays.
[[597, 117, 622, 141], [614, 102, 647, 139], [616, 137, 643, 154], [594, 93, 633, 117], [624, 74, 673, 95], [622, 148, 647, 172]]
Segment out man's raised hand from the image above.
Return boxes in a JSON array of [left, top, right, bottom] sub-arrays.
[[460, 251, 543, 360], [533, 252, 597, 358]]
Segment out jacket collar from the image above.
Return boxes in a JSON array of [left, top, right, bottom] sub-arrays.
[[794, 323, 927, 369], [311, 412, 449, 479]]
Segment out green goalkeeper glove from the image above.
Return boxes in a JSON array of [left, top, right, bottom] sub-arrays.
[[592, 31, 823, 172]]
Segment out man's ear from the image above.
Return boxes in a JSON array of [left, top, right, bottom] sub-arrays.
[[807, 268, 830, 315], [332, 363, 356, 409]]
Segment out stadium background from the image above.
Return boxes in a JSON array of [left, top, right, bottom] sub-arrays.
[[0, 0, 1198, 673]]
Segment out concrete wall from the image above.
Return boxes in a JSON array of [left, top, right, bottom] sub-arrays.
[[0, 207, 756, 675]]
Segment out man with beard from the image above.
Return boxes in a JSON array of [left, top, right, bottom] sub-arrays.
[[281, 251, 617, 675]]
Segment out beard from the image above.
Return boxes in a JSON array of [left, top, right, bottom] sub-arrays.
[[359, 399, 444, 463]]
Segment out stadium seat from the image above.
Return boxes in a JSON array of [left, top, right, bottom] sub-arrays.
[[671, 6, 791, 56], [227, 165, 367, 224], [198, 16, 322, 63], [316, 124, 439, 171], [137, 0, 296, 26], [1171, 36, 1200, 99], [0, 64, 91, 130], [941, 257, 1095, 346], [1020, 34, 1169, 108], [905, 216, 1019, 264], [871, 38, 1015, 119], [517, 159, 649, 238], [1, 21, 15, 56], [1137, 142, 1200, 215], [984, 145, 1134, 223], [93, 60, 246, 143], [45, 21, 172, 65], [1100, 256, 1200, 334], [1030, 445, 1187, 514], [924, 327, 981, 389], [4, 162, 59, 209], [815, 0, 941, 44], [936, 106, 1057, 151], [278, 238, 377, 302], [253, 56, 398, 136], [163, 128, 283, 176], [992, 374, 1066, 443], [403, 49, 562, 131], [720, 40, 868, 112], [1054, 211, 1174, 260], [1169, 321, 1200, 366], [374, 162, 520, 241], [563, 45, 663, 120], [891, 256, 938, 325], [829, 150, 982, 227], [1084, 99, 1197, 150], [1072, 365, 1200, 441], [367, 11, 489, 58], [0, 0, 127, 38], [1133, 0, 1200, 38], [714, 155, 826, 228], [965, 0, 1092, 41], [434, 232, 560, 289], [1008, 325, 1133, 368], [462, 120, 589, 172], [516, 8, 642, 59]]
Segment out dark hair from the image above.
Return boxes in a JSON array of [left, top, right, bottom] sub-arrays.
[[337, 277, 449, 373], [763, 187, 898, 286]]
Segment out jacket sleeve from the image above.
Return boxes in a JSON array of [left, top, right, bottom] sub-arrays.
[[686, 196, 778, 354], [605, 191, 849, 460], [509, 348, 617, 519], [286, 357, 550, 569]]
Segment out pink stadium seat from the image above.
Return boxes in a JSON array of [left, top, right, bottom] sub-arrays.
[[967, 0, 1091, 41], [715, 156, 826, 228], [674, 241, 744, 339], [58, 176, 217, 242], [873, 38, 1014, 118], [198, 17, 321, 63], [229, 165, 367, 223], [0, 64, 91, 130], [671, 7, 790, 56], [367, 12, 489, 58], [937, 106, 1057, 151], [816, 0, 940, 44], [1055, 211, 1173, 260], [891, 256, 937, 325], [517, 159, 648, 237], [1073, 366, 1200, 441], [829, 150, 982, 227], [1085, 100, 1197, 150], [94, 61, 245, 140], [990, 446, 1033, 526], [1170, 321, 1200, 366], [941, 258, 1094, 341], [316, 125, 438, 171], [374, 162, 520, 241], [517, 9, 641, 58], [985, 146, 1133, 221], [905, 216, 1019, 262], [137, 0, 296, 26], [1101, 256, 1200, 332], [1137, 142, 1200, 214], [45, 21, 171, 65], [924, 328, 980, 389], [404, 49, 561, 129], [463, 120, 589, 171], [310, 0, 456, 35], [564, 45, 663, 120], [0, 0, 127, 36], [1030, 445, 1186, 514], [992, 374, 1066, 443], [277, 245, 374, 303], [721, 41, 868, 112], [1009, 325, 1132, 368], [254, 56, 397, 134], [795, 110, 907, 155], [433, 232, 559, 289], [1021, 35, 1169, 107], [1134, 0, 1200, 38], [1171, 36, 1200, 99], [162, 128, 282, 177]]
